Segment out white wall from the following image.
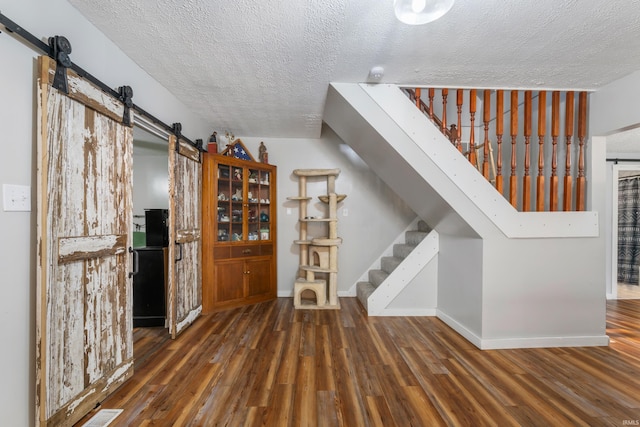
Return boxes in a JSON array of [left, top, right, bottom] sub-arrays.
[[482, 236, 606, 347], [239, 127, 416, 296], [590, 70, 640, 136], [590, 72, 640, 299], [133, 148, 170, 227], [0, 1, 210, 424], [437, 235, 483, 338]]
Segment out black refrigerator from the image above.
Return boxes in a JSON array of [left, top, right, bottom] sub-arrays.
[[133, 209, 169, 327], [145, 208, 169, 247], [132, 247, 167, 327]]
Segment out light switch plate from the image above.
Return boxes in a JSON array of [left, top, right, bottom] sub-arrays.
[[3, 184, 31, 212]]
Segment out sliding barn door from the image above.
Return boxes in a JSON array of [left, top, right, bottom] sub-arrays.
[[168, 135, 203, 338], [35, 56, 133, 426]]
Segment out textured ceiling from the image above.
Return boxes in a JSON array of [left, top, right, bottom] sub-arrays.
[[68, 0, 640, 139]]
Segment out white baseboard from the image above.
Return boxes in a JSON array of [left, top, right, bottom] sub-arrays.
[[477, 334, 610, 350], [435, 309, 483, 348], [370, 308, 436, 316], [436, 309, 610, 350]]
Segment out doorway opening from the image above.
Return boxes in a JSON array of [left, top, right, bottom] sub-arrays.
[[132, 117, 171, 362], [612, 164, 640, 300]]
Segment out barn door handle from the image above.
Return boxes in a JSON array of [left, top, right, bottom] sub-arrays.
[[175, 242, 183, 263], [129, 247, 139, 278]]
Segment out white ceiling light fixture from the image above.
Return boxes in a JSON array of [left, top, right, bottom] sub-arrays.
[[394, 0, 454, 25]]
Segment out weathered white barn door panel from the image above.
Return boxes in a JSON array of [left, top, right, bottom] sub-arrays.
[[168, 135, 202, 338], [36, 56, 133, 426]]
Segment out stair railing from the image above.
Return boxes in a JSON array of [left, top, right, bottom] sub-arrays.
[[404, 88, 588, 212]]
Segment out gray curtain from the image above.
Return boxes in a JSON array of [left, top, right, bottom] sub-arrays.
[[618, 176, 640, 285]]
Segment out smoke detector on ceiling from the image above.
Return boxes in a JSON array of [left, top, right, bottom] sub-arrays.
[[368, 66, 385, 82]]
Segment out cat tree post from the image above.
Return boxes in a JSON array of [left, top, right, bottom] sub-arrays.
[[288, 169, 345, 309]]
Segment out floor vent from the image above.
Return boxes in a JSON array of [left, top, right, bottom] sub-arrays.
[[81, 409, 123, 427]]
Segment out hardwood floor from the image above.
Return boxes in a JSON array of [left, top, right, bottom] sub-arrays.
[[617, 282, 640, 299], [78, 298, 640, 426]]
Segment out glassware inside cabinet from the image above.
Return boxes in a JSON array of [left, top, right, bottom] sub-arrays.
[[231, 177, 243, 242], [216, 164, 231, 241], [257, 169, 271, 241]]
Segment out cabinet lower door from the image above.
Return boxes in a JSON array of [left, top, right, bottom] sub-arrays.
[[214, 260, 245, 304], [246, 258, 273, 298]]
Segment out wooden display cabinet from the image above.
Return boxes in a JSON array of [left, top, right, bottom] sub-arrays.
[[202, 153, 277, 311]]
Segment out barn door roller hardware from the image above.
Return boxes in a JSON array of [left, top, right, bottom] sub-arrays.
[[0, 11, 200, 145], [118, 85, 134, 126], [172, 122, 204, 154], [49, 35, 72, 93], [172, 122, 183, 150]]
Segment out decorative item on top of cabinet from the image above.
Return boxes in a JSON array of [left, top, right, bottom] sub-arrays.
[[207, 131, 218, 153], [288, 168, 346, 309], [221, 136, 255, 161], [259, 141, 269, 163], [202, 152, 277, 312]]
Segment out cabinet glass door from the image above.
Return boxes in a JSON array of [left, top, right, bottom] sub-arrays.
[[216, 163, 231, 242], [252, 169, 271, 241]]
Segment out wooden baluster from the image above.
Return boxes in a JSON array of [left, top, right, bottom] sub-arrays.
[[563, 91, 574, 211], [456, 89, 464, 152], [469, 89, 477, 167], [550, 91, 560, 211], [510, 90, 518, 208], [495, 90, 504, 195], [482, 89, 491, 179], [441, 89, 448, 134], [536, 91, 546, 211], [415, 88, 421, 109], [522, 91, 532, 211], [428, 88, 435, 120], [576, 91, 587, 211]]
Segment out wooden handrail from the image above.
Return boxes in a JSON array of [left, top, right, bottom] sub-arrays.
[[406, 89, 453, 141], [403, 87, 589, 212]]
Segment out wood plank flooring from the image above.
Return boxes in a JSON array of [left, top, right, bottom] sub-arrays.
[[78, 298, 640, 426]]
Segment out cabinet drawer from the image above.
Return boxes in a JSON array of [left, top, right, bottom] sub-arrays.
[[213, 247, 231, 259], [260, 244, 273, 256], [231, 245, 259, 258]]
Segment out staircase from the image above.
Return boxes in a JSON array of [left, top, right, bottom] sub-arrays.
[[324, 82, 607, 349], [356, 220, 432, 313]]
